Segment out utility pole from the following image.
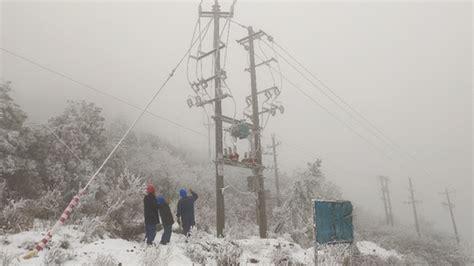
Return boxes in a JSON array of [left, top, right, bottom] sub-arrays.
[[406, 177, 421, 237], [379, 176, 394, 226], [211, 0, 225, 239], [268, 134, 282, 207], [247, 26, 268, 238], [198, 0, 234, 237], [203, 114, 212, 162], [212, 0, 225, 238], [441, 188, 460, 244], [379, 176, 390, 225], [237, 27, 282, 237]]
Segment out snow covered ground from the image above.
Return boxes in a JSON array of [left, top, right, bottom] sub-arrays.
[[356, 241, 401, 260], [0, 225, 402, 265]]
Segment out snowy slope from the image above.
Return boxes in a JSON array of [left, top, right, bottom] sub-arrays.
[[356, 241, 401, 260], [0, 226, 401, 265]]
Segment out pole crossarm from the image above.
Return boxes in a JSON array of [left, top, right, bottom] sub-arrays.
[[244, 58, 277, 72], [237, 30, 265, 44], [200, 11, 233, 18], [190, 42, 226, 61], [213, 114, 253, 128]]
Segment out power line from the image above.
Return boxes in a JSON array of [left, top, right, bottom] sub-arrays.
[[230, 19, 432, 180], [264, 38, 436, 179], [261, 39, 401, 155], [276, 136, 356, 178], [1, 44, 210, 139], [267, 40, 410, 153], [230, 20, 406, 183], [252, 50, 400, 167]]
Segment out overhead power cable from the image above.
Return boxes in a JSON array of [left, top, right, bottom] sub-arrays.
[[1, 22, 213, 139], [253, 50, 399, 167], [261, 39, 401, 155], [230, 19, 425, 176], [270, 40, 404, 151], [265, 38, 434, 178]]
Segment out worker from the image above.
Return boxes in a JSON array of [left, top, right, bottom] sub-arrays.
[[143, 184, 160, 245], [176, 188, 198, 237], [157, 196, 174, 245]]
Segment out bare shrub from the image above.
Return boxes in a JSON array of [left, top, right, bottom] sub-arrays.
[[0, 199, 33, 232], [79, 217, 106, 243], [142, 248, 161, 266], [76, 170, 145, 240], [270, 243, 305, 266], [92, 254, 118, 266], [0, 235, 10, 246], [0, 250, 15, 266], [28, 190, 62, 220], [185, 230, 242, 265], [42, 243, 74, 266], [215, 241, 242, 266]]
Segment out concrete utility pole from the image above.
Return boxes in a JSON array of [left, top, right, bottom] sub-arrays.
[[379, 176, 390, 225], [247, 26, 268, 238], [212, 0, 225, 238], [204, 116, 212, 162], [199, 0, 233, 237], [268, 134, 282, 207], [441, 188, 460, 244], [406, 177, 421, 237], [379, 176, 394, 226]]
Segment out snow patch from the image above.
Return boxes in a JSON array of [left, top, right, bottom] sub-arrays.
[[357, 240, 402, 259]]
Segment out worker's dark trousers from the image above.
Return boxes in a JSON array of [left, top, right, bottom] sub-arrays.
[[183, 223, 193, 237], [160, 225, 172, 244], [145, 224, 157, 245]]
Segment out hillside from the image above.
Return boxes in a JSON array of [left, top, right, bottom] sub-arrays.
[[1, 224, 403, 265]]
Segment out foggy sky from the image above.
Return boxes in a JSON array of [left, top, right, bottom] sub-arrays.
[[1, 1, 472, 244]]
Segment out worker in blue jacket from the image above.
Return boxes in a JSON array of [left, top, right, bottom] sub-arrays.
[[157, 196, 174, 245], [176, 188, 198, 236]]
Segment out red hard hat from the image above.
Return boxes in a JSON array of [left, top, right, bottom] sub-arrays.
[[146, 184, 155, 194]]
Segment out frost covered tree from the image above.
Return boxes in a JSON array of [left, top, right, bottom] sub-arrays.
[[0, 81, 39, 198], [272, 159, 341, 247], [39, 100, 108, 199]]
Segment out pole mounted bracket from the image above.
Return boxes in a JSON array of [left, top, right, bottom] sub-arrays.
[[190, 70, 227, 93], [259, 103, 284, 116], [190, 42, 226, 61], [237, 30, 266, 45], [245, 86, 281, 105], [244, 58, 277, 72]]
